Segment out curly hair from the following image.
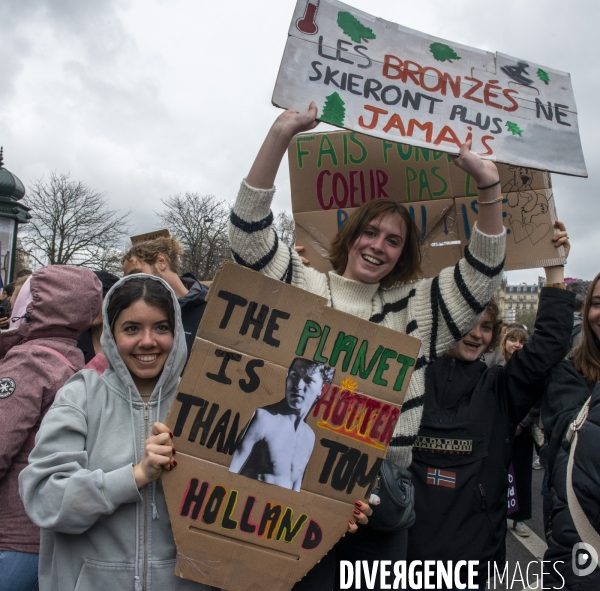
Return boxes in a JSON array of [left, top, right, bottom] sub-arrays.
[[121, 236, 184, 275], [328, 199, 422, 289]]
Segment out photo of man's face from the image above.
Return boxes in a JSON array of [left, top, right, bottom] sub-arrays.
[[285, 359, 325, 417]]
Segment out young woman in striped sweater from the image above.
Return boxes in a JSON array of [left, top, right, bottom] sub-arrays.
[[229, 102, 506, 590]]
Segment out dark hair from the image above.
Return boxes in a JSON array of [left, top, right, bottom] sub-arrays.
[[484, 298, 504, 353], [501, 326, 528, 361], [107, 277, 175, 334], [567, 280, 591, 313], [122, 237, 184, 275], [572, 272, 600, 385], [328, 199, 422, 288], [3, 283, 14, 297], [15, 269, 33, 279]]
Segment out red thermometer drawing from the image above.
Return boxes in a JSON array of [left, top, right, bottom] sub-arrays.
[[296, 0, 320, 35]]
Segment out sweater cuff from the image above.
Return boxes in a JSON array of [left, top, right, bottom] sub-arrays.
[[468, 222, 506, 271], [103, 464, 142, 510], [233, 179, 276, 223]]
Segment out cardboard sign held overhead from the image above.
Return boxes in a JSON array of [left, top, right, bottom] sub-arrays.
[[162, 262, 421, 591], [274, 0, 587, 177], [130, 228, 170, 245], [288, 130, 566, 277]]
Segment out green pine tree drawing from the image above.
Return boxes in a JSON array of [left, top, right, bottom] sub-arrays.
[[536, 68, 551, 85], [321, 92, 346, 127], [429, 42, 462, 63], [337, 12, 376, 44], [506, 121, 524, 136]]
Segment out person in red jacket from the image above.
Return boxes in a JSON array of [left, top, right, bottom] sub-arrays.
[[0, 265, 102, 591]]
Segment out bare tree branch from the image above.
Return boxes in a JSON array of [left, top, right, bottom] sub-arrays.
[[157, 193, 230, 281], [21, 172, 131, 268], [273, 211, 296, 248]]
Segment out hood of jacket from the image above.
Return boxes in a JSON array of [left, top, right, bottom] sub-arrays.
[[18, 266, 102, 341], [179, 273, 208, 309], [99, 273, 187, 401]]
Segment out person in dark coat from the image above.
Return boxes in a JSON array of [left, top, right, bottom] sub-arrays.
[[121, 237, 208, 361], [542, 271, 600, 590], [77, 270, 120, 364], [407, 223, 574, 589]]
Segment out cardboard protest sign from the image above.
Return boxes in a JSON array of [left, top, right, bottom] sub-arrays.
[[162, 262, 421, 591], [288, 130, 566, 277], [273, 0, 587, 177], [130, 228, 170, 244]]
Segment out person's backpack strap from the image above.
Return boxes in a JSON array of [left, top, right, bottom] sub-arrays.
[[25, 345, 77, 448], [566, 396, 600, 555]]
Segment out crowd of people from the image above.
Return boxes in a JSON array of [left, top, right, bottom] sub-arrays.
[[0, 102, 598, 591]]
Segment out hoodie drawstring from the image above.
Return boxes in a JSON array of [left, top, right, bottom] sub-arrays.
[[151, 386, 163, 521], [128, 386, 142, 591]]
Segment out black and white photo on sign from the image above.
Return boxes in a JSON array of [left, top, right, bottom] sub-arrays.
[[229, 358, 335, 491]]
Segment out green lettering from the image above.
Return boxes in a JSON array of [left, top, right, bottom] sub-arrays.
[[431, 166, 449, 197], [314, 326, 330, 363], [317, 135, 338, 169], [295, 320, 322, 356], [432, 151, 445, 161], [373, 348, 398, 386], [418, 169, 433, 201], [382, 139, 395, 164], [397, 144, 413, 161], [343, 134, 349, 166], [349, 132, 367, 164], [405, 167, 417, 202], [415, 148, 430, 163], [350, 342, 384, 379], [393, 354, 416, 391], [329, 332, 358, 372], [465, 174, 477, 197], [296, 136, 315, 169]]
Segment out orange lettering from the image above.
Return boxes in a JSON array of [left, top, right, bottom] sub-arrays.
[[420, 66, 444, 93], [483, 80, 503, 109], [382, 54, 403, 80], [407, 119, 433, 143], [502, 88, 519, 112], [463, 76, 484, 104], [434, 125, 462, 148], [442, 73, 461, 97], [359, 105, 389, 129], [479, 136, 494, 156], [382, 113, 406, 135]]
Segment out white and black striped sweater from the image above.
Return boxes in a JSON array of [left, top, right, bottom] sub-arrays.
[[229, 180, 506, 468]]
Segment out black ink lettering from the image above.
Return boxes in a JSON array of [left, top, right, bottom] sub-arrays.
[[318, 439, 349, 484], [364, 78, 382, 101], [490, 117, 503, 134], [331, 448, 362, 491], [318, 36, 337, 61], [180, 478, 208, 520], [301, 520, 323, 550], [324, 66, 341, 89], [309, 61, 323, 82], [554, 104, 571, 126], [475, 113, 490, 131], [264, 309, 291, 347], [239, 359, 264, 393], [217, 291, 248, 329], [420, 94, 443, 114], [347, 456, 383, 495], [223, 412, 241, 455], [336, 39, 354, 64], [202, 486, 226, 525], [258, 503, 282, 539], [276, 508, 308, 542], [240, 496, 258, 533], [402, 90, 421, 111], [174, 392, 205, 437], [221, 491, 238, 530], [381, 85, 401, 106], [190, 402, 220, 445], [450, 105, 467, 121], [347, 73, 364, 95], [206, 349, 242, 385], [206, 409, 231, 450], [535, 98, 553, 121], [354, 45, 372, 69], [240, 302, 269, 340]]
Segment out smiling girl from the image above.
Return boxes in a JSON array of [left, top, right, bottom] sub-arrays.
[[230, 102, 506, 589], [19, 275, 212, 591]]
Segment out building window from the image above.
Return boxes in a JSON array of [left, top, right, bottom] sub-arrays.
[[530, 303, 534, 309]]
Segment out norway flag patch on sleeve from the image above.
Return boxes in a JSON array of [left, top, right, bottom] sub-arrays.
[[426, 467, 456, 488]]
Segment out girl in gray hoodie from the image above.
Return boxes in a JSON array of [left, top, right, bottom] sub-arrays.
[[19, 275, 212, 591]]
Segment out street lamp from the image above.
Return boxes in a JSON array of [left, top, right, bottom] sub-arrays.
[[0, 148, 32, 286]]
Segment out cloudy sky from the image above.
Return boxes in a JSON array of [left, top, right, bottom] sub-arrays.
[[0, 0, 597, 283]]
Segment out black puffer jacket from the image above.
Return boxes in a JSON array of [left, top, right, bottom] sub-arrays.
[[179, 273, 208, 359], [542, 360, 599, 589], [408, 287, 574, 586]]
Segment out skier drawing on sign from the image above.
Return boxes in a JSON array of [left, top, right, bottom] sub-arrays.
[[502, 166, 550, 245]]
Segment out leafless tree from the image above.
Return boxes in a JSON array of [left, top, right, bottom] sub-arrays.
[[158, 193, 230, 281], [21, 172, 130, 267], [273, 211, 296, 248]]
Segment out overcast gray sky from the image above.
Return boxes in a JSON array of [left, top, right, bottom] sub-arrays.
[[0, 0, 597, 283]]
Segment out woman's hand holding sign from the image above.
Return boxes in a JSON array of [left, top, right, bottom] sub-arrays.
[[134, 421, 176, 489], [348, 500, 373, 533]]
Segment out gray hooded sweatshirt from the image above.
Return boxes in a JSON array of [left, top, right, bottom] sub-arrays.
[[19, 274, 213, 591]]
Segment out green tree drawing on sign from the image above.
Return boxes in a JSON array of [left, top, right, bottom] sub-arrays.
[[506, 121, 524, 136], [429, 42, 462, 63], [536, 68, 551, 85], [337, 12, 376, 44], [321, 92, 346, 127]]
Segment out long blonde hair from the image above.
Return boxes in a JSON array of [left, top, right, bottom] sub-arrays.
[[572, 272, 600, 385]]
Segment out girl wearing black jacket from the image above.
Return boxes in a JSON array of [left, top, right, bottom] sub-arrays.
[[541, 271, 600, 590], [407, 223, 573, 590]]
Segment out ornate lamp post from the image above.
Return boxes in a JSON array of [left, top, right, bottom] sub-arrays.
[[0, 148, 31, 285]]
